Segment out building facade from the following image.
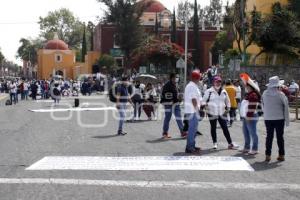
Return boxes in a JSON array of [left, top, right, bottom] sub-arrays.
[[37, 37, 100, 80], [93, 0, 219, 72]]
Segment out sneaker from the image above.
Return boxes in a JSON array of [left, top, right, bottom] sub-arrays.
[[213, 143, 218, 150], [181, 132, 188, 138], [247, 150, 259, 155], [118, 131, 127, 136], [239, 149, 250, 154], [185, 148, 201, 154], [265, 155, 271, 162], [277, 155, 285, 162], [228, 143, 239, 150], [162, 133, 172, 139]]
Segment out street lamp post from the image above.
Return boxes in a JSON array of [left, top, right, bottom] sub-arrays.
[[184, 1, 188, 88]]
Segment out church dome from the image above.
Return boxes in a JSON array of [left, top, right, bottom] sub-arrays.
[[45, 39, 69, 50], [139, 0, 166, 13]]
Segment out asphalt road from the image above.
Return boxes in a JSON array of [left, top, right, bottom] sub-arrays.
[[0, 95, 300, 200]]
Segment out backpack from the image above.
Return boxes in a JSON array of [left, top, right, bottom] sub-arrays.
[[53, 88, 60, 96]]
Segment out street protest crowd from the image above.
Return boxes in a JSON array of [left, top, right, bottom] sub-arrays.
[[0, 68, 299, 163], [113, 68, 299, 163]]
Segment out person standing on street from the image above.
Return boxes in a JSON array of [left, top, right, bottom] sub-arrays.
[[184, 70, 202, 154], [225, 79, 238, 126], [202, 76, 239, 150], [234, 80, 242, 119], [31, 81, 38, 100], [131, 80, 144, 121], [161, 73, 187, 139], [263, 76, 290, 162], [23, 81, 29, 100], [239, 73, 261, 155], [116, 76, 133, 136], [9, 81, 17, 105]]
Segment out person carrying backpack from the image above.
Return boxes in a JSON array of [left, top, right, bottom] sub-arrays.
[[52, 82, 61, 105], [202, 76, 239, 150], [116, 76, 133, 136]]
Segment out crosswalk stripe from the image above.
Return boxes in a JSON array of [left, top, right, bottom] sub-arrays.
[[0, 178, 299, 190], [29, 107, 117, 113], [26, 156, 254, 171]]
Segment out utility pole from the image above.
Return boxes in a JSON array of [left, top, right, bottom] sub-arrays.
[[184, 0, 188, 88]]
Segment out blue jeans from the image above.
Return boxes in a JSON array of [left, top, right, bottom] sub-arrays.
[[118, 104, 126, 132], [186, 113, 199, 150], [24, 90, 28, 100], [162, 104, 184, 135], [242, 117, 259, 151], [10, 93, 17, 104], [133, 101, 142, 119]]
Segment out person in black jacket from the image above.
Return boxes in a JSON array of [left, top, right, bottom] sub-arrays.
[[161, 73, 186, 139], [31, 81, 38, 100]]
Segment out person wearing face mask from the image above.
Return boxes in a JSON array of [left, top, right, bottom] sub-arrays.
[[202, 76, 239, 150], [161, 73, 187, 139], [239, 73, 262, 155]]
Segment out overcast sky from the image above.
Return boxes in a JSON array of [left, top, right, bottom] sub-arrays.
[[0, 0, 235, 65]]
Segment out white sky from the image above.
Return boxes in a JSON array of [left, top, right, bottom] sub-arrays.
[[0, 0, 235, 65]]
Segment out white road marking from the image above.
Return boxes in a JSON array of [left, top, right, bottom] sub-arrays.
[[0, 94, 8, 101], [0, 178, 299, 190], [26, 156, 254, 171], [29, 107, 117, 113]]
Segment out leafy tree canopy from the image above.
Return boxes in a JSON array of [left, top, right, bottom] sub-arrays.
[[38, 8, 84, 49]]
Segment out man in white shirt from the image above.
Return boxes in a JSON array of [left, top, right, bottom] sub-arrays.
[[9, 81, 17, 104], [184, 70, 202, 154]]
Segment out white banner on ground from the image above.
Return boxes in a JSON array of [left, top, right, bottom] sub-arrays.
[[29, 107, 117, 113], [26, 156, 254, 171]]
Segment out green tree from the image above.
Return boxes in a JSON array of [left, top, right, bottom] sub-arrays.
[[288, 0, 300, 20], [98, 54, 116, 72], [171, 9, 177, 43], [232, 0, 260, 59], [38, 8, 84, 49], [205, 0, 222, 27], [99, 0, 147, 68], [87, 21, 95, 51], [177, 1, 193, 27], [16, 38, 43, 66], [193, 0, 201, 68], [211, 31, 234, 64], [0, 48, 4, 64], [81, 24, 87, 62], [252, 3, 300, 64]]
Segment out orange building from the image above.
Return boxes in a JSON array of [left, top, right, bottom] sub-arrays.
[[37, 36, 100, 80]]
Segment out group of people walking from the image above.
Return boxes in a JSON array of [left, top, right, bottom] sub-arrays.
[[115, 71, 291, 162]]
